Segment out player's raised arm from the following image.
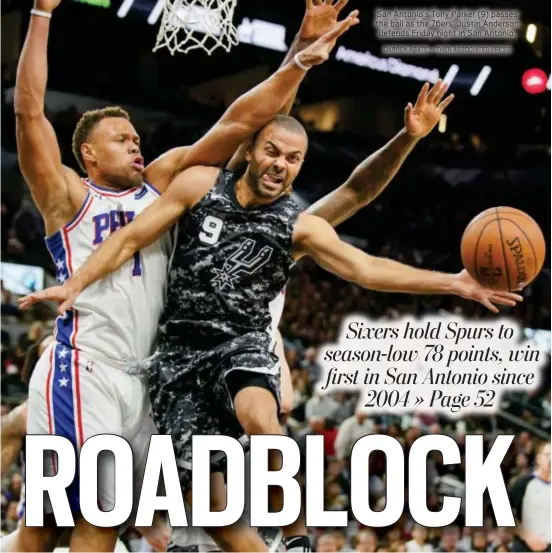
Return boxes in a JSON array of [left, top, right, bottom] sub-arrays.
[[292, 213, 523, 313], [19, 166, 218, 314], [15, 0, 83, 233], [307, 81, 454, 227], [143, 10, 359, 189], [226, 0, 350, 172]]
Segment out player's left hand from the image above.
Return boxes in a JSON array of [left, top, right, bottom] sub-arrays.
[[299, 0, 350, 42], [18, 283, 80, 315], [296, 9, 359, 68], [405, 80, 454, 138], [135, 524, 171, 552], [452, 269, 523, 313]]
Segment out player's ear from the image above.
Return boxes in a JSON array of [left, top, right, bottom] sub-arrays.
[[81, 143, 95, 166]]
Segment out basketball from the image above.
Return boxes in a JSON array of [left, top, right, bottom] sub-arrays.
[[461, 207, 546, 291]]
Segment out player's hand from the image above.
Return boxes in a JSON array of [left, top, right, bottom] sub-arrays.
[[405, 80, 455, 138], [451, 270, 523, 313], [34, 0, 62, 14], [299, 0, 350, 42], [522, 531, 548, 552], [135, 524, 171, 552], [18, 283, 80, 315], [296, 9, 359, 68]]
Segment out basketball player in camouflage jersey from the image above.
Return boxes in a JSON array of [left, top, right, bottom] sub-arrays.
[[25, 107, 524, 551]]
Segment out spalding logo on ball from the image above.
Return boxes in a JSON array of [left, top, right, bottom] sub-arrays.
[[461, 207, 546, 291]]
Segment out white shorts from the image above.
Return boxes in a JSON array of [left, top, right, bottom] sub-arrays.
[[26, 342, 154, 514]]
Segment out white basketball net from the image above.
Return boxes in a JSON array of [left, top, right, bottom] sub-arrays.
[[153, 0, 239, 55]]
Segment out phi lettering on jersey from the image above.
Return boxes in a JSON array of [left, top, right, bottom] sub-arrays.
[[92, 210, 142, 276]]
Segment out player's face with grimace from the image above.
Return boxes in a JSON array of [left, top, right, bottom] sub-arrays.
[[245, 121, 307, 199], [81, 117, 144, 188]]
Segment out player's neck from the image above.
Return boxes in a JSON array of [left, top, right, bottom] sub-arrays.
[[535, 468, 551, 482], [235, 175, 278, 208], [86, 169, 137, 192]]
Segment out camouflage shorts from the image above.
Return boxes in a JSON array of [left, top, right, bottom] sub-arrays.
[[148, 346, 281, 491]]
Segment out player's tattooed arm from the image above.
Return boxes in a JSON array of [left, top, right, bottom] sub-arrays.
[[15, 0, 85, 235], [226, 0, 350, 173], [292, 213, 523, 313], [144, 11, 359, 191], [306, 80, 454, 227], [18, 166, 220, 314]]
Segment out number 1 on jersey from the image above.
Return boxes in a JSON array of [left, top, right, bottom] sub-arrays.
[[132, 251, 142, 276], [199, 216, 223, 245]]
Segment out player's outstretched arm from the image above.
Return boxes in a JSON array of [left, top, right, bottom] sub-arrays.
[[18, 167, 217, 314], [307, 80, 454, 227], [143, 10, 359, 190], [292, 213, 523, 313], [226, 0, 350, 172], [15, 0, 82, 232]]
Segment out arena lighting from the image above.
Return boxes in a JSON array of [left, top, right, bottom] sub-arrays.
[[522, 68, 548, 94], [442, 64, 459, 85], [237, 18, 287, 52], [335, 46, 440, 83], [469, 65, 491, 96], [526, 23, 537, 44], [74, 0, 110, 6]]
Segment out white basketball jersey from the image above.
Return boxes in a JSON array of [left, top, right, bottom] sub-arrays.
[[44, 179, 172, 366]]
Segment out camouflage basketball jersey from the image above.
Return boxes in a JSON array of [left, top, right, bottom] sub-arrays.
[[158, 168, 302, 353]]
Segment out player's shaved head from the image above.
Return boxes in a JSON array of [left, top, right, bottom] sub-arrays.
[[245, 115, 307, 200], [251, 115, 308, 148]]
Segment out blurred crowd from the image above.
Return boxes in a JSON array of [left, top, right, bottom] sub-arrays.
[[1, 77, 551, 550]]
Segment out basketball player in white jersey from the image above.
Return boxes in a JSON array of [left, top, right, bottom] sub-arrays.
[[14, 0, 357, 548]]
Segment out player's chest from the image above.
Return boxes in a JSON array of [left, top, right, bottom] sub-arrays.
[[85, 192, 155, 247]]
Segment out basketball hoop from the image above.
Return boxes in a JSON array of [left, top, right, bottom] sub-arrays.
[[153, 0, 239, 56]]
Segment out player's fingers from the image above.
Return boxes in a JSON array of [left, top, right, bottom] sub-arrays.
[[495, 291, 524, 302], [306, 0, 314, 8], [438, 94, 455, 112], [434, 81, 449, 103], [405, 102, 413, 116], [415, 82, 430, 107], [17, 296, 36, 310], [327, 10, 359, 38], [490, 296, 517, 307], [481, 298, 499, 313], [312, 0, 322, 5], [58, 299, 73, 316], [427, 79, 443, 103], [333, 0, 348, 12]]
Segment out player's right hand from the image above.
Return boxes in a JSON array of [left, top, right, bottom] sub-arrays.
[[18, 283, 79, 316], [296, 9, 359, 68], [522, 531, 548, 552], [34, 0, 62, 14]]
